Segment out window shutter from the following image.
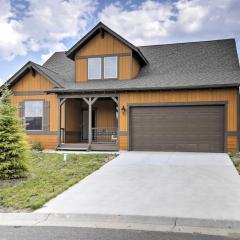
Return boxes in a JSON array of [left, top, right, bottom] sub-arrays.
[[19, 101, 25, 118], [43, 101, 50, 132]]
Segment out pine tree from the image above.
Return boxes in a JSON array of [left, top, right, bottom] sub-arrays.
[[0, 86, 29, 179]]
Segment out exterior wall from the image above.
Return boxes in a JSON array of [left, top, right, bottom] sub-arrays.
[[10, 72, 59, 149], [75, 32, 139, 82], [132, 56, 141, 78], [64, 99, 117, 143], [12, 72, 55, 91], [119, 88, 239, 152]]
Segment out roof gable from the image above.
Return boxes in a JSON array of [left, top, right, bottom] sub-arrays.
[[1, 61, 63, 90], [66, 22, 148, 65]]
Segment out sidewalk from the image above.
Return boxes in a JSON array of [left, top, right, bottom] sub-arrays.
[[0, 213, 240, 238]]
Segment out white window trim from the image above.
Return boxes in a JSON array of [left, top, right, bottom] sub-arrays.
[[24, 100, 44, 132], [87, 55, 118, 80], [88, 57, 102, 80]]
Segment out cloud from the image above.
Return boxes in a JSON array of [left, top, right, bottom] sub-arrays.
[[0, 0, 97, 61], [99, 0, 240, 46]]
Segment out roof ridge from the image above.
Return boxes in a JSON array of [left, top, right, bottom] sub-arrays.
[[138, 38, 235, 48]]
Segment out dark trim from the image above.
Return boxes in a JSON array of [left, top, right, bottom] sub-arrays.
[[46, 84, 240, 94], [66, 22, 148, 65], [118, 131, 127, 136], [25, 131, 58, 135], [58, 93, 119, 99], [13, 91, 47, 96], [127, 101, 228, 153], [227, 131, 238, 136], [76, 52, 131, 59]]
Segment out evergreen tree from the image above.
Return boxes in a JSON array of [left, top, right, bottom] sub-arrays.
[[0, 86, 29, 179]]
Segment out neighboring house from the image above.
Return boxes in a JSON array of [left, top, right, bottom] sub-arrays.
[[2, 22, 240, 152]]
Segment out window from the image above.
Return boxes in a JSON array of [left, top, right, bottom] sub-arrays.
[[88, 57, 101, 79], [104, 56, 117, 79], [25, 101, 43, 131], [87, 56, 118, 80]]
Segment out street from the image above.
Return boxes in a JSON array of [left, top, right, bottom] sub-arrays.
[[0, 226, 237, 240]]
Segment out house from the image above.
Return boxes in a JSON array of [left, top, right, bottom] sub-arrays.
[[2, 22, 240, 152]]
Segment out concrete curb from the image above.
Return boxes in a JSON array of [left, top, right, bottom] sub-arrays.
[[0, 213, 240, 237]]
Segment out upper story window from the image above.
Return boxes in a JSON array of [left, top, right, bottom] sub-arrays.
[[88, 56, 118, 80], [24, 101, 43, 131], [88, 57, 102, 80], [104, 56, 117, 79]]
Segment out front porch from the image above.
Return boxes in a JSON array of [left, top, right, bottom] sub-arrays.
[[58, 95, 119, 151]]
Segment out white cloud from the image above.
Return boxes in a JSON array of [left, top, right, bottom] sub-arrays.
[[0, 0, 27, 60], [99, 0, 240, 46], [0, 0, 97, 61]]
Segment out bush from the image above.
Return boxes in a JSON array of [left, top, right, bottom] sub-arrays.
[[32, 142, 44, 152], [0, 87, 30, 179]]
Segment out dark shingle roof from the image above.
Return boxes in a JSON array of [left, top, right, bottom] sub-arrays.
[[44, 38, 240, 93], [3, 38, 240, 92]]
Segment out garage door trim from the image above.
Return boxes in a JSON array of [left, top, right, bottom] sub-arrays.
[[127, 101, 228, 152]]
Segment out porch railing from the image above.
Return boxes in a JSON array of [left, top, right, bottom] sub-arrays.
[[92, 127, 118, 144]]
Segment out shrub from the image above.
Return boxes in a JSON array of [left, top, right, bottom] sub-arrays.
[[0, 86, 30, 179], [32, 142, 44, 152]]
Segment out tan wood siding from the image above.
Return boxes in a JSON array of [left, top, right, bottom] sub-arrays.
[[11, 72, 55, 91], [119, 56, 131, 80], [10, 72, 58, 149], [76, 32, 131, 57], [119, 88, 238, 152], [76, 58, 87, 82], [27, 135, 58, 149], [11, 94, 59, 132], [132, 56, 140, 78], [95, 100, 116, 128]]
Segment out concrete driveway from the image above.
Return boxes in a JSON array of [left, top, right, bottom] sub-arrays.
[[37, 152, 240, 221]]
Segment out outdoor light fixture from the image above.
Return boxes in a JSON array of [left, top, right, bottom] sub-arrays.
[[121, 105, 126, 113]]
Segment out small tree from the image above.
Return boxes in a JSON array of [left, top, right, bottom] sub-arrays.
[[0, 86, 29, 179]]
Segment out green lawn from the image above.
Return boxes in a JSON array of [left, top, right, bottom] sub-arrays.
[[0, 152, 115, 212], [229, 152, 240, 174]]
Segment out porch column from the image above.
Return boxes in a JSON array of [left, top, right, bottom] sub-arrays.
[[83, 97, 98, 149], [58, 98, 66, 146]]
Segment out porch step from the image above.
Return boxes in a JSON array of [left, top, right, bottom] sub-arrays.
[[57, 143, 118, 151], [57, 143, 88, 151]]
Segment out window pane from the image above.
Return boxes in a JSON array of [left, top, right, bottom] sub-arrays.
[[25, 101, 43, 117], [26, 117, 42, 130], [88, 58, 101, 79], [104, 56, 117, 79], [25, 101, 43, 130]]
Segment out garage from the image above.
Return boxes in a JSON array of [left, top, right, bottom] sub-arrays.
[[129, 105, 225, 152]]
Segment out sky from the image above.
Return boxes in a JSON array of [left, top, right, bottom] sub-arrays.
[[0, 0, 240, 84]]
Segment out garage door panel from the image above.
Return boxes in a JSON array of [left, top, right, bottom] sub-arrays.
[[130, 105, 224, 152]]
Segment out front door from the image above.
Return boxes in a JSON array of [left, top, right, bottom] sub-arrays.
[[82, 109, 96, 141]]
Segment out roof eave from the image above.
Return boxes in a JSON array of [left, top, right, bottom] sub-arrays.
[[46, 83, 240, 94]]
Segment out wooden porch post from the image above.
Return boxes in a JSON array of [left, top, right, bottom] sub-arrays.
[[83, 97, 98, 150], [58, 98, 66, 146]]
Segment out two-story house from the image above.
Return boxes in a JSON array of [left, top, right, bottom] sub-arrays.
[[2, 22, 240, 152]]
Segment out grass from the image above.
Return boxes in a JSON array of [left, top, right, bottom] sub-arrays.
[[229, 152, 240, 174], [0, 152, 115, 211]]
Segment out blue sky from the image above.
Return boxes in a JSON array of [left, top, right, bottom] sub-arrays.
[[0, 0, 240, 84]]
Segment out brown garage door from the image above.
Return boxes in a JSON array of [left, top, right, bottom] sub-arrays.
[[130, 105, 225, 152]]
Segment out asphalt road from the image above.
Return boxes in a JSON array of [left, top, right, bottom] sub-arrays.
[[0, 226, 237, 240]]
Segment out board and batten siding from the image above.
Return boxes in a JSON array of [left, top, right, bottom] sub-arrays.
[[75, 32, 140, 81], [119, 88, 239, 152], [10, 72, 59, 149]]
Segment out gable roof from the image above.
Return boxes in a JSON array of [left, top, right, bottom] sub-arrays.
[[1, 22, 240, 93], [65, 22, 148, 65], [1, 61, 63, 90], [45, 38, 240, 93]]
